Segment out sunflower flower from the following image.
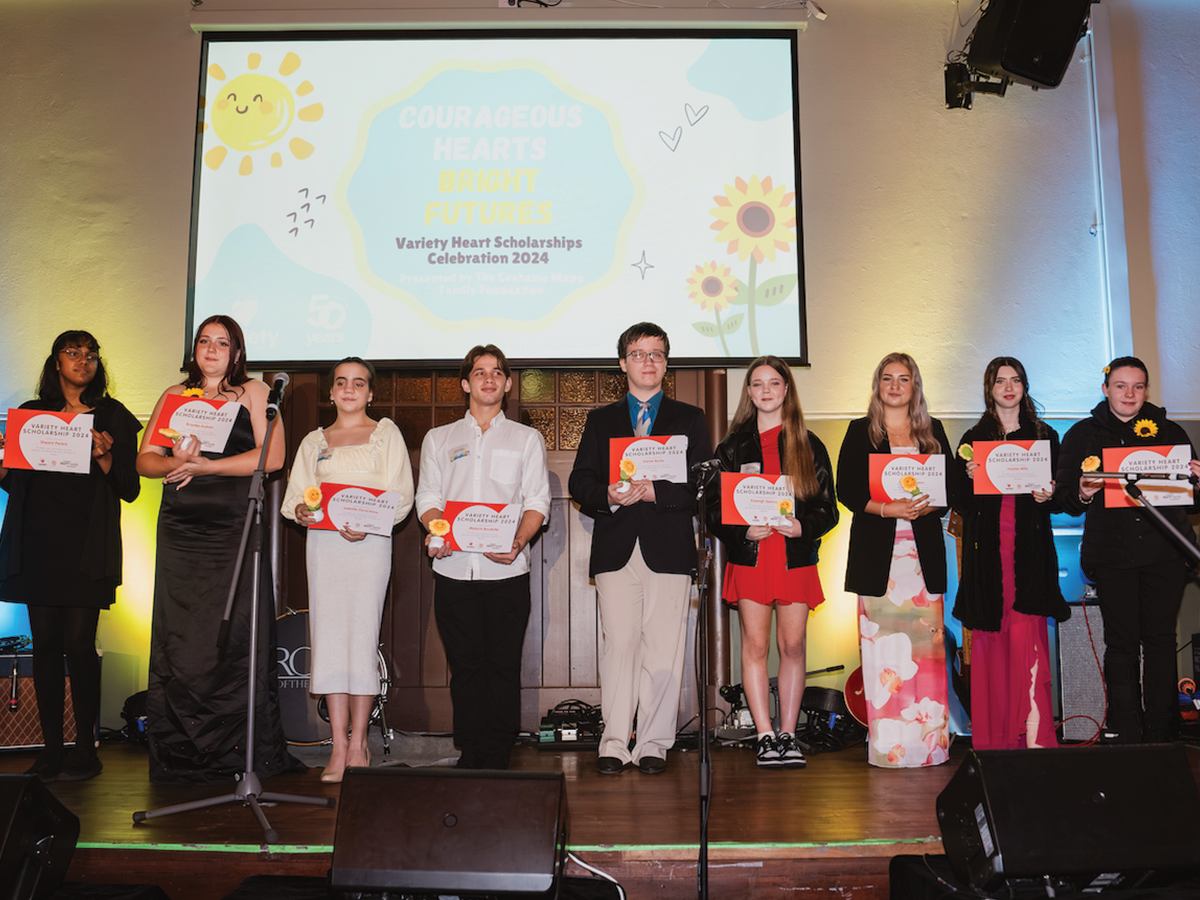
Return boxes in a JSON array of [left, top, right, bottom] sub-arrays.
[[303, 485, 323, 511], [709, 175, 797, 263], [777, 499, 794, 517], [182, 387, 205, 398], [1133, 418, 1158, 439], [957, 444, 973, 461], [685, 261, 738, 312], [1081, 456, 1101, 473], [900, 475, 921, 496], [619, 458, 637, 482]]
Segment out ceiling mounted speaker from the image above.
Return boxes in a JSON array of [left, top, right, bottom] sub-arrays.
[[968, 0, 1095, 88]]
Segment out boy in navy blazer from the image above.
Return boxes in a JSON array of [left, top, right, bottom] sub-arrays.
[[569, 323, 712, 774]]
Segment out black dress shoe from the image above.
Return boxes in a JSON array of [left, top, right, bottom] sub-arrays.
[[597, 756, 627, 775], [57, 747, 102, 782], [25, 748, 66, 784], [637, 756, 667, 775]]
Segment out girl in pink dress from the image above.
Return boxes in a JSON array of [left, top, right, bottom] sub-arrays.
[[953, 357, 1068, 749]]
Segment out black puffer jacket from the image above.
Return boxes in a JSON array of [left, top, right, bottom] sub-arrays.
[[709, 422, 838, 569], [951, 417, 1071, 632], [1054, 400, 1198, 576]]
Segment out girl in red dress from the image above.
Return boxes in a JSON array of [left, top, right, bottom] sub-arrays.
[[711, 356, 839, 768]]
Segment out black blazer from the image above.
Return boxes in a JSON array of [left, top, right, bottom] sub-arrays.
[[836, 416, 954, 596], [569, 395, 713, 578], [709, 422, 838, 570]]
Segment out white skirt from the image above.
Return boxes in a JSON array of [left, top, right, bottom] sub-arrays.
[[305, 529, 392, 695]]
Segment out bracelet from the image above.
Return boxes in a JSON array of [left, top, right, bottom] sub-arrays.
[[1080, 493, 1094, 505]]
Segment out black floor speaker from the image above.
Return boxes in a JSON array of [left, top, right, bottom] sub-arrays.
[[0, 774, 81, 900], [330, 767, 568, 896], [967, 0, 1093, 88], [937, 746, 1200, 892]]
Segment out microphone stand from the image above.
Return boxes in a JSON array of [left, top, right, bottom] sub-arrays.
[[692, 463, 720, 900], [134, 382, 335, 843], [1094, 471, 1200, 567]]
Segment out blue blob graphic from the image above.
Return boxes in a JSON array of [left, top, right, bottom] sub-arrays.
[[194, 224, 372, 359], [346, 67, 634, 323], [686, 40, 793, 122]]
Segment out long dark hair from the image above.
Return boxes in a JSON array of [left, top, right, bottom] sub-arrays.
[[865, 352, 940, 453], [728, 356, 819, 499], [38, 330, 109, 408], [977, 356, 1047, 439], [184, 315, 249, 390]]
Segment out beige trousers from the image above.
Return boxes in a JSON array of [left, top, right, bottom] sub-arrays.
[[595, 541, 691, 763]]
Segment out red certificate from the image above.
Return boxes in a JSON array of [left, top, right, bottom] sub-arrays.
[[441, 501, 521, 553], [149, 395, 240, 453], [972, 440, 1053, 494], [1, 409, 94, 474], [608, 435, 688, 484], [868, 454, 947, 507], [720, 473, 794, 526], [1102, 445, 1193, 508], [310, 482, 402, 536]]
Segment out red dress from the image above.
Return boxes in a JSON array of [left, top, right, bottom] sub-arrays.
[[969, 495, 1058, 749], [722, 426, 825, 609]]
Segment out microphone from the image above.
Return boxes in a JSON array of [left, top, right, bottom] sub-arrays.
[[691, 458, 722, 473], [1088, 470, 1199, 484], [9, 658, 17, 712], [266, 372, 290, 418]]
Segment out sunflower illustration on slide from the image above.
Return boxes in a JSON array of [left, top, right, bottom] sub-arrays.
[[689, 175, 798, 356], [202, 51, 324, 176]]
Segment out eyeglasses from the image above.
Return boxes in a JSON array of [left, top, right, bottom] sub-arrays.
[[61, 349, 99, 366], [626, 350, 666, 364]]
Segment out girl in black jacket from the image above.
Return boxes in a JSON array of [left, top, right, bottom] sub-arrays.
[[711, 356, 838, 768], [953, 357, 1068, 750], [1055, 356, 1200, 743], [837, 352, 954, 767], [0, 331, 142, 782]]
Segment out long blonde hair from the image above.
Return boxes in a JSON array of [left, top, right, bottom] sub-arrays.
[[865, 352, 940, 453], [728, 356, 820, 499]]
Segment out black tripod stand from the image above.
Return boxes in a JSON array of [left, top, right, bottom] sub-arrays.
[[133, 378, 335, 842], [692, 462, 720, 900]]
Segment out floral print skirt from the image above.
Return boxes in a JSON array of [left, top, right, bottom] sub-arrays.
[[858, 521, 950, 768]]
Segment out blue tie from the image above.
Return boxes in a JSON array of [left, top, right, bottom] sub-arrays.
[[635, 401, 652, 437]]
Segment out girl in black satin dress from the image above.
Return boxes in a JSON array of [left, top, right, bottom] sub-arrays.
[[0, 331, 142, 782], [137, 315, 298, 783]]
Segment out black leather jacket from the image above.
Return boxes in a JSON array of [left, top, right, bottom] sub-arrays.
[[708, 422, 839, 569]]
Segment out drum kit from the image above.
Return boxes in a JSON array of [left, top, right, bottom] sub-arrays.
[[275, 608, 392, 756]]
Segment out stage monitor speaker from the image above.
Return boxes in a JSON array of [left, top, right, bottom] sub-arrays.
[[967, 0, 1094, 88], [330, 767, 568, 896], [0, 774, 81, 900], [937, 745, 1200, 892]]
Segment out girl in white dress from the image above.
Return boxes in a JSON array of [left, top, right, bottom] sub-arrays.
[[282, 358, 413, 783]]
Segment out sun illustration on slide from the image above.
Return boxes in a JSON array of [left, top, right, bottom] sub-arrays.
[[201, 51, 323, 176]]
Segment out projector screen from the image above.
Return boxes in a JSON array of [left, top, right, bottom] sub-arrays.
[[189, 30, 806, 369]]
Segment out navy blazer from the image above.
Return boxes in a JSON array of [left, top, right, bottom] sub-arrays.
[[569, 395, 713, 578]]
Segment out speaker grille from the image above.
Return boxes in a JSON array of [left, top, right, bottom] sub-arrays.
[[1057, 601, 1107, 741]]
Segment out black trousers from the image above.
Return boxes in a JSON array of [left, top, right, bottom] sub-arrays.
[[1093, 559, 1188, 741], [433, 572, 530, 768], [27, 605, 100, 755]]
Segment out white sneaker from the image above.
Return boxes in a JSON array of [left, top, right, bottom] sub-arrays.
[[756, 733, 783, 767], [776, 732, 806, 768]]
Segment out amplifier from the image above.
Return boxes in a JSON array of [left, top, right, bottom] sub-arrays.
[[0, 653, 98, 751]]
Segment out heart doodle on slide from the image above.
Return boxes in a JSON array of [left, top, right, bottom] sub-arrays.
[[685, 103, 709, 126], [658, 127, 682, 152]]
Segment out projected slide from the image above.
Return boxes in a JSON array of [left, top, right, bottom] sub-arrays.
[[191, 31, 805, 366]]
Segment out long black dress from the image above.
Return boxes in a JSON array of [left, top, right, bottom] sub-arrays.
[[147, 404, 300, 783]]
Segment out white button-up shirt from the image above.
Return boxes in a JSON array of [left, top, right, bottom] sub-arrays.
[[415, 410, 551, 581]]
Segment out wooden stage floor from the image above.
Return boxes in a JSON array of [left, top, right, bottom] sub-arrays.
[[5, 740, 1199, 900]]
